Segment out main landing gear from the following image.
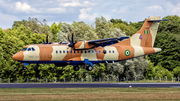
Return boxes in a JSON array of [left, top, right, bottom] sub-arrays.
[[73, 65, 93, 71], [84, 59, 93, 71], [73, 65, 79, 71], [85, 64, 93, 71], [73, 59, 94, 71]]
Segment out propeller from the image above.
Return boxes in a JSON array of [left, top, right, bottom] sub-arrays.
[[72, 31, 74, 47], [68, 31, 75, 47], [46, 33, 49, 43], [42, 33, 50, 44], [42, 37, 45, 43]]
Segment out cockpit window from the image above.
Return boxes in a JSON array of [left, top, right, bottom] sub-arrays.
[[27, 48, 31, 51], [22, 48, 27, 51], [32, 47, 35, 51]]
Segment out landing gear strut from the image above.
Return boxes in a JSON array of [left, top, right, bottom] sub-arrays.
[[84, 59, 93, 71], [73, 65, 79, 71]]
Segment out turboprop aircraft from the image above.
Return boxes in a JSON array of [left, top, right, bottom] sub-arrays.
[[12, 16, 165, 71]]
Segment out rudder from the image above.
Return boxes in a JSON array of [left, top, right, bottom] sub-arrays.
[[131, 16, 161, 47], [118, 16, 161, 47]]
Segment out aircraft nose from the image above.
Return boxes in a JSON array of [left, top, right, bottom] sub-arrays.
[[12, 52, 23, 61]]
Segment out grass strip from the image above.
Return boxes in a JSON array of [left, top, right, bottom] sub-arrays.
[[0, 88, 180, 101]]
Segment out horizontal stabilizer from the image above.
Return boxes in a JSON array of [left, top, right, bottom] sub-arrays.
[[148, 19, 168, 22], [139, 19, 168, 23]]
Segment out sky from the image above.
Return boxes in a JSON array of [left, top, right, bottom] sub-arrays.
[[0, 0, 180, 29]]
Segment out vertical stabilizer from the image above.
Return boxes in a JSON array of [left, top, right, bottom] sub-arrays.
[[119, 16, 161, 47]]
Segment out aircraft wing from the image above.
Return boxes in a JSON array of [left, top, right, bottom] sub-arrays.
[[88, 36, 129, 47]]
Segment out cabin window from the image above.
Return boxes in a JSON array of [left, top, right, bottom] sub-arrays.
[[88, 51, 90, 53], [74, 50, 76, 53], [67, 51, 69, 53], [32, 47, 35, 51], [22, 48, 27, 51], [81, 50, 83, 53], [85, 51, 87, 53], [95, 51, 97, 53], [70, 51, 72, 53], [60, 51, 61, 53], [56, 51, 58, 53], [77, 51, 79, 53], [27, 48, 31, 51], [112, 50, 115, 53], [92, 50, 94, 53], [99, 51, 101, 53], [63, 50, 65, 53], [109, 50, 111, 53], [103, 50, 106, 54]]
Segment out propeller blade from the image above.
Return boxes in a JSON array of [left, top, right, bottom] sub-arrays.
[[42, 37, 45, 43], [72, 31, 74, 47], [67, 34, 73, 47], [67, 34, 71, 42], [67, 31, 75, 47], [46, 33, 49, 44]]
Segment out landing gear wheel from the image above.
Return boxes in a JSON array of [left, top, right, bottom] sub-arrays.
[[85, 64, 93, 71], [73, 65, 79, 71]]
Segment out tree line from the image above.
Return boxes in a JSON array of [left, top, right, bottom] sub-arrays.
[[0, 15, 180, 81]]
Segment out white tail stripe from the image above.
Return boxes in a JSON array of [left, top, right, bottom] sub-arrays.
[[132, 46, 144, 57], [130, 34, 141, 46]]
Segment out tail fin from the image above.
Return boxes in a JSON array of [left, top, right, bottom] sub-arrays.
[[120, 16, 161, 47]]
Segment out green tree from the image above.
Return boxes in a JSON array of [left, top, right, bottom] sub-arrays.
[[145, 61, 173, 79], [95, 16, 114, 39], [50, 22, 61, 42], [110, 18, 141, 36], [73, 21, 98, 41], [173, 66, 180, 77], [149, 31, 180, 71], [158, 15, 180, 34], [12, 17, 49, 34]]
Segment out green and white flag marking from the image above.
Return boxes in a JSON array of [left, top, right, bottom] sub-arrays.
[[144, 30, 148, 34]]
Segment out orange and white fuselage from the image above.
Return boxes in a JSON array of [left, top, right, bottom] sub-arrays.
[[12, 16, 162, 67]]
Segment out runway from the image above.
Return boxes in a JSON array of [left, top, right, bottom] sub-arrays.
[[0, 83, 180, 88]]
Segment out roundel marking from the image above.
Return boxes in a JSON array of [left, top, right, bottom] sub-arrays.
[[125, 50, 130, 56]]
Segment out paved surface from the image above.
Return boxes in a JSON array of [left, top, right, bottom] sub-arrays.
[[0, 83, 180, 88]]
